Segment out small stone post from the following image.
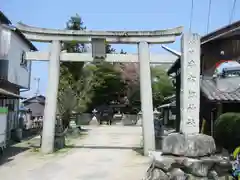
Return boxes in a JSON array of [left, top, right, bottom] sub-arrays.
[[41, 40, 61, 153], [90, 109, 98, 126], [180, 33, 201, 134], [137, 111, 142, 126], [138, 41, 155, 155]]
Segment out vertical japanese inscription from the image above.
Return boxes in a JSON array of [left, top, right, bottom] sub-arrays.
[[187, 59, 196, 68], [188, 90, 197, 98], [186, 117, 196, 126], [185, 35, 199, 128]]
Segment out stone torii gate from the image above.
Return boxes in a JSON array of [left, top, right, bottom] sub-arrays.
[[17, 23, 200, 156]]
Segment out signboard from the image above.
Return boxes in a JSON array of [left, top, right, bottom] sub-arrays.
[[213, 60, 240, 93], [214, 60, 240, 76]]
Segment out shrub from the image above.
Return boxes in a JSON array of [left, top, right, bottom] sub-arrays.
[[214, 112, 240, 151]]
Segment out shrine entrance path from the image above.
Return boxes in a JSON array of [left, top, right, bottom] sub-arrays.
[[0, 125, 151, 180]]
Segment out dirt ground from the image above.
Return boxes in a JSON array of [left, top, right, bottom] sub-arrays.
[[0, 125, 151, 180]]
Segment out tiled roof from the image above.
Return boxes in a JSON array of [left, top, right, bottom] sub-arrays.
[[22, 95, 45, 104], [201, 77, 240, 102]]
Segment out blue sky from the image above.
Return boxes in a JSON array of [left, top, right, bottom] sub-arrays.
[[1, 0, 240, 97]]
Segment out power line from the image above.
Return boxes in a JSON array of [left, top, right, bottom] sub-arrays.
[[206, 0, 212, 33], [189, 0, 194, 32], [229, 0, 237, 24]]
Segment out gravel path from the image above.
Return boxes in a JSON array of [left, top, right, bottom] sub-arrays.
[[0, 125, 150, 180]]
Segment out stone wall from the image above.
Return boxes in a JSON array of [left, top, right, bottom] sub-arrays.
[[144, 133, 233, 180], [76, 113, 92, 125], [122, 114, 138, 126]]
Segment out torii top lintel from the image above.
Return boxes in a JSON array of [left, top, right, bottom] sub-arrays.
[[16, 22, 183, 44]]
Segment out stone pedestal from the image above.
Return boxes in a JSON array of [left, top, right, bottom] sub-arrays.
[[122, 114, 138, 126], [54, 135, 65, 150], [136, 118, 142, 126], [69, 120, 77, 128], [16, 128, 23, 141], [162, 133, 216, 157], [89, 116, 98, 126]]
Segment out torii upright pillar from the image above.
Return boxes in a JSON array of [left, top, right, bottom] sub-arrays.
[[138, 41, 155, 155], [41, 40, 61, 153]]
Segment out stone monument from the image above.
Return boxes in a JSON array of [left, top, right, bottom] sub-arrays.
[[144, 33, 232, 179]]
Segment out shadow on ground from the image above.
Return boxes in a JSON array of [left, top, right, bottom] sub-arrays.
[[0, 128, 42, 165], [27, 127, 91, 149], [65, 145, 144, 155], [0, 146, 30, 165]]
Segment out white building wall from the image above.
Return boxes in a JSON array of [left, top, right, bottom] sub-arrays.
[[7, 31, 31, 89], [0, 26, 11, 60]]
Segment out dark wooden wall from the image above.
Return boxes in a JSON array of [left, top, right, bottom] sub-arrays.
[[201, 39, 240, 76], [222, 103, 240, 113]]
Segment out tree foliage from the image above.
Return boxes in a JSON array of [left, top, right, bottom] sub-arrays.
[[214, 112, 240, 151], [118, 64, 174, 110], [151, 66, 175, 106], [58, 14, 175, 127], [87, 62, 126, 111], [58, 14, 94, 128], [62, 14, 87, 80], [57, 14, 125, 127], [117, 63, 140, 111]]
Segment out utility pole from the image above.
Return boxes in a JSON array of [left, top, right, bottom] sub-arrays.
[[34, 77, 40, 96]]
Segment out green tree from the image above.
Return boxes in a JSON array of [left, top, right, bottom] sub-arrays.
[[58, 14, 124, 127], [62, 14, 86, 80], [86, 46, 127, 111], [120, 66, 174, 111], [151, 66, 175, 106], [58, 14, 95, 128], [118, 63, 140, 112], [87, 62, 126, 110], [215, 112, 240, 151]]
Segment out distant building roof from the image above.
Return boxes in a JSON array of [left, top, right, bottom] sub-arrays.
[[0, 11, 37, 51], [22, 95, 45, 104], [201, 77, 240, 102]]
